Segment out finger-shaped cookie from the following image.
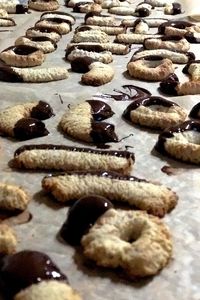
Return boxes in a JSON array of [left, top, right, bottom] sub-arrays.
[[59, 100, 118, 143], [75, 24, 126, 35], [0, 17, 16, 27], [158, 20, 194, 35], [133, 49, 195, 64], [132, 19, 149, 34], [155, 120, 200, 164], [0, 3, 28, 14], [81, 61, 114, 86], [121, 17, 168, 28], [101, 0, 130, 8], [182, 59, 200, 81], [72, 29, 110, 43], [108, 6, 136, 15], [68, 42, 130, 54], [115, 33, 162, 44], [85, 12, 118, 26], [14, 281, 82, 300], [0, 183, 29, 211], [40, 11, 76, 25], [164, 2, 182, 15], [0, 224, 17, 255], [189, 103, 200, 120], [0, 45, 45, 67], [82, 209, 172, 277], [66, 0, 93, 7], [0, 101, 53, 138], [26, 26, 62, 43], [127, 55, 174, 81], [42, 171, 177, 217], [35, 18, 71, 35], [13, 145, 134, 174], [28, 0, 59, 11], [0, 66, 69, 83], [144, 36, 190, 52], [67, 48, 113, 64], [123, 96, 187, 129], [73, 2, 102, 13], [15, 36, 57, 54]]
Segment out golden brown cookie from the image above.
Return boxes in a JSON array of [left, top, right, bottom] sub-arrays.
[[35, 18, 71, 35], [144, 36, 190, 52], [72, 29, 110, 43], [0, 224, 17, 254], [26, 27, 62, 43], [15, 36, 57, 54], [0, 183, 29, 211], [28, 0, 59, 11]]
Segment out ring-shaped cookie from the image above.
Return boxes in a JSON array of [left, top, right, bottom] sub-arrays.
[[81, 208, 172, 277], [35, 18, 71, 35], [123, 96, 187, 129], [127, 55, 174, 81], [0, 45, 45, 67], [40, 11, 76, 25], [155, 120, 200, 164], [26, 26, 62, 43], [15, 36, 57, 54], [28, 0, 59, 11]]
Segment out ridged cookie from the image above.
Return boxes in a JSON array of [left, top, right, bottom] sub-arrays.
[[72, 29, 110, 43], [28, 0, 59, 11], [26, 27, 62, 43], [144, 36, 190, 52], [15, 36, 57, 54], [116, 33, 162, 44], [0, 17, 16, 27], [35, 18, 71, 35], [0, 224, 17, 254]]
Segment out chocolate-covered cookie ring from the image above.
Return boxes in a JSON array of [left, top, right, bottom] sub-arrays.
[[123, 96, 187, 129], [155, 120, 200, 164], [0, 45, 45, 67], [127, 55, 174, 81], [81, 208, 172, 277]]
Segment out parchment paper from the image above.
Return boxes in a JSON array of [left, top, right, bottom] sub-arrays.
[[0, 1, 200, 300]]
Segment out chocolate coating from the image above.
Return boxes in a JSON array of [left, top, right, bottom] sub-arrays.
[[132, 18, 147, 32], [91, 122, 118, 143], [171, 2, 182, 15], [16, 4, 29, 14], [70, 56, 95, 73], [37, 17, 71, 26], [0, 250, 67, 296], [2, 45, 38, 55], [73, 2, 91, 12], [75, 25, 93, 33], [84, 11, 100, 22], [60, 195, 114, 245], [31, 101, 54, 120], [0, 66, 23, 82], [13, 118, 49, 140], [103, 84, 151, 101], [87, 100, 114, 121], [182, 59, 200, 74], [189, 103, 200, 119], [41, 11, 75, 22], [184, 32, 200, 43], [158, 20, 193, 34], [159, 73, 179, 95], [136, 7, 150, 17]]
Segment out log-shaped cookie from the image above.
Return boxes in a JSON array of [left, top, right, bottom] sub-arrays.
[[42, 171, 178, 217], [0, 3, 28, 14], [0, 17, 16, 27], [115, 33, 162, 44], [59, 100, 118, 143], [35, 18, 72, 35], [75, 24, 126, 35], [121, 17, 168, 28], [67, 42, 130, 55], [28, 0, 59, 11], [144, 36, 190, 52], [85, 12, 118, 26]]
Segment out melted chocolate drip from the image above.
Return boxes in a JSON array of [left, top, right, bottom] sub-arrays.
[[31, 101, 54, 120], [158, 20, 193, 34], [13, 118, 49, 140], [0, 66, 23, 82], [2, 45, 38, 55], [155, 120, 200, 154], [87, 100, 114, 121], [91, 122, 118, 143], [159, 73, 179, 95], [0, 250, 67, 296], [70, 57, 95, 73], [14, 144, 134, 160], [60, 195, 113, 245], [189, 103, 200, 119], [101, 85, 151, 101], [16, 4, 29, 14], [123, 96, 176, 121]]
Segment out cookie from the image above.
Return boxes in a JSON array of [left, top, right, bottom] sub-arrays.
[[73, 2, 102, 13], [0, 45, 45, 68], [121, 17, 168, 28], [144, 0, 167, 6], [0, 183, 29, 211], [68, 42, 130, 54], [164, 2, 182, 15], [123, 96, 187, 129], [158, 20, 194, 36], [0, 3, 28, 14], [35, 18, 71, 35], [189, 103, 200, 119], [101, 0, 130, 8], [108, 6, 136, 15], [66, 0, 93, 7], [85, 12, 118, 26], [75, 24, 126, 35], [72, 29, 110, 43], [115, 33, 162, 44], [135, 2, 152, 17], [13, 145, 135, 174], [0, 9, 8, 17], [155, 120, 200, 164], [144, 36, 190, 52], [183, 59, 200, 81], [82, 209, 172, 277], [28, 0, 59, 11], [0, 17, 16, 27], [14, 281, 82, 300], [40, 11, 76, 25], [59, 100, 118, 143], [26, 27, 62, 43], [184, 32, 200, 43], [42, 170, 177, 217], [0, 66, 69, 83], [127, 55, 174, 81], [15, 36, 57, 54], [0, 224, 17, 254], [132, 19, 149, 34], [0, 101, 53, 139]]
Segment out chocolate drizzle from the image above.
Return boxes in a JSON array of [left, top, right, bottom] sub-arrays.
[[31, 101, 54, 120], [189, 103, 200, 119], [14, 144, 135, 160], [60, 195, 113, 245], [13, 118, 49, 140], [123, 96, 177, 121], [0, 250, 67, 296], [159, 73, 179, 95], [155, 120, 200, 154], [87, 100, 114, 121], [100, 85, 151, 101], [158, 20, 193, 34]]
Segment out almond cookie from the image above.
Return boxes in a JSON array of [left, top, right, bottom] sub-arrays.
[[108, 6, 136, 15], [144, 36, 190, 52], [0, 45, 45, 68], [66, 0, 94, 7], [72, 29, 110, 43], [40, 11, 76, 25], [0, 183, 29, 211], [0, 17, 16, 27], [13, 145, 134, 174], [82, 209, 172, 277], [0, 66, 69, 83], [15, 36, 57, 54], [14, 281, 82, 300], [0, 101, 53, 139], [59, 100, 118, 143], [123, 96, 187, 129], [182, 59, 200, 81], [28, 0, 59, 11], [115, 33, 162, 44], [127, 55, 174, 81], [42, 171, 177, 217], [155, 120, 200, 164], [26, 27, 62, 43], [0, 224, 17, 254], [35, 18, 71, 35]]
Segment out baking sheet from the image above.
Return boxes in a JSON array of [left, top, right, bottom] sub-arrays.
[[0, 1, 200, 300]]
